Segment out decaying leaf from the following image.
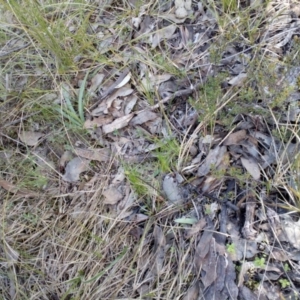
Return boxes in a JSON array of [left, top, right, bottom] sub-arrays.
[[197, 146, 227, 177], [102, 186, 123, 205], [89, 73, 104, 93], [281, 215, 300, 250], [62, 157, 90, 182], [102, 113, 134, 134], [19, 131, 43, 146], [130, 111, 158, 126], [124, 95, 138, 115], [151, 25, 177, 48], [240, 157, 260, 180], [114, 72, 131, 89], [0, 178, 38, 198], [162, 174, 183, 204], [74, 147, 110, 162], [183, 281, 200, 300], [185, 218, 206, 238], [223, 130, 247, 146], [84, 115, 113, 128]]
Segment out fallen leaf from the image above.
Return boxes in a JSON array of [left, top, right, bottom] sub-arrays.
[[223, 130, 247, 146], [59, 150, 73, 170], [130, 111, 158, 126], [84, 115, 113, 128], [62, 157, 90, 182], [19, 131, 43, 146], [162, 174, 183, 204], [141, 73, 172, 92], [102, 186, 123, 204], [129, 213, 149, 223], [185, 218, 207, 238], [0, 178, 38, 198], [74, 148, 110, 162], [151, 25, 177, 48], [115, 72, 131, 88], [281, 215, 300, 250], [124, 95, 138, 115], [89, 73, 104, 93], [197, 146, 227, 177], [102, 113, 134, 134], [183, 281, 200, 300], [240, 157, 260, 180]]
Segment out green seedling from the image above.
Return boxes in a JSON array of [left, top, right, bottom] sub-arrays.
[[254, 256, 266, 268], [283, 263, 291, 272], [279, 278, 290, 289], [226, 243, 236, 255], [54, 73, 89, 128]]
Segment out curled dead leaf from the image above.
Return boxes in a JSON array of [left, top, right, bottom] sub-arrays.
[[240, 157, 260, 180], [74, 147, 110, 162], [19, 131, 43, 146], [62, 157, 90, 182], [102, 186, 123, 205], [102, 113, 134, 134], [84, 115, 113, 128], [223, 130, 247, 146]]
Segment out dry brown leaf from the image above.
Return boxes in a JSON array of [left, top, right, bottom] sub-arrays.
[[59, 150, 73, 170], [141, 73, 172, 92], [151, 25, 177, 48], [91, 85, 133, 116], [102, 113, 134, 134], [281, 215, 300, 250], [130, 111, 158, 126], [240, 157, 260, 180], [89, 73, 104, 93], [102, 186, 123, 205], [74, 148, 110, 162], [62, 157, 90, 182], [183, 281, 200, 300], [84, 115, 113, 128], [195, 229, 214, 269], [162, 174, 183, 204], [197, 146, 227, 177], [124, 95, 138, 115], [129, 213, 149, 223], [223, 130, 247, 146], [115, 72, 131, 88], [19, 131, 43, 146], [185, 218, 206, 238], [0, 178, 38, 197]]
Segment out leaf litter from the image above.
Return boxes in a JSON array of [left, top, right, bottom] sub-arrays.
[[2, 0, 300, 299]]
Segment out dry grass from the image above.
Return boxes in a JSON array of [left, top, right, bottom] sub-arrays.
[[1, 0, 300, 299]]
